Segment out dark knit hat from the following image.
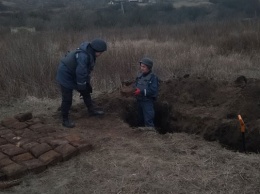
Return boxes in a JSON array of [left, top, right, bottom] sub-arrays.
[[90, 38, 107, 52], [139, 57, 153, 69]]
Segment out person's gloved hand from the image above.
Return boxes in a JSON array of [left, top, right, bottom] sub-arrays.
[[77, 84, 86, 91], [134, 88, 141, 96]]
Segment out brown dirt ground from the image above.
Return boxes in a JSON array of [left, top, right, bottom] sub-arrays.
[[110, 75, 260, 152], [3, 75, 260, 193]]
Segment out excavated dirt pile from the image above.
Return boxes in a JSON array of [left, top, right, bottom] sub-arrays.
[[99, 75, 260, 153], [0, 75, 260, 190]]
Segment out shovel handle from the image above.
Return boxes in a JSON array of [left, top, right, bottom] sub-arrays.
[[238, 115, 245, 133]]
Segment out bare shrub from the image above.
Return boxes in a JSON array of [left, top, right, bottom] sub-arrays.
[[216, 30, 260, 54]]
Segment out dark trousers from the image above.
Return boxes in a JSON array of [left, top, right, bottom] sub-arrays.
[[137, 100, 155, 127], [60, 85, 92, 120]]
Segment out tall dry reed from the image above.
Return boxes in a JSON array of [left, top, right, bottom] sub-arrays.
[[0, 20, 260, 100]]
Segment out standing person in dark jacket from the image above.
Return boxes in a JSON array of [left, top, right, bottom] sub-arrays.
[[133, 57, 159, 130], [56, 38, 107, 128]]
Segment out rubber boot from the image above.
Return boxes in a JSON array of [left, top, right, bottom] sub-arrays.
[[88, 107, 104, 116], [138, 127, 156, 132], [62, 119, 75, 128]]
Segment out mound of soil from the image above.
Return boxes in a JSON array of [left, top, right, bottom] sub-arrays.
[[1, 75, 260, 192], [95, 75, 260, 153]]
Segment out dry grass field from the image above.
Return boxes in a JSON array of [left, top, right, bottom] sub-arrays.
[[0, 11, 260, 193], [1, 85, 260, 193]]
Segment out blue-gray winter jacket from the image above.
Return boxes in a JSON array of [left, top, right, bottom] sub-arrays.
[[56, 42, 96, 90], [135, 71, 159, 101]]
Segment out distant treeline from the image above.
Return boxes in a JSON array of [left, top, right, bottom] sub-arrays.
[[0, 0, 259, 31]]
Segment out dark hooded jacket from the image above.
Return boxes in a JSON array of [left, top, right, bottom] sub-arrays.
[[56, 42, 96, 90], [134, 71, 159, 101]]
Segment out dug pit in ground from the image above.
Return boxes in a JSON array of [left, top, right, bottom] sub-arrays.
[[1, 75, 259, 189], [96, 75, 260, 153]]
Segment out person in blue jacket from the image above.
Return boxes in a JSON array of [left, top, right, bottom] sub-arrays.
[[56, 38, 107, 128], [133, 57, 159, 129]]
